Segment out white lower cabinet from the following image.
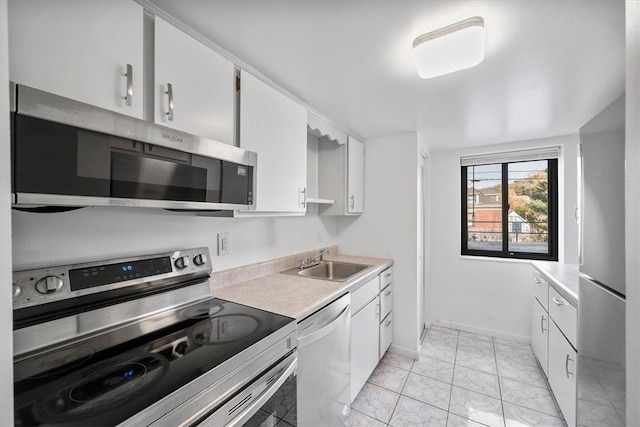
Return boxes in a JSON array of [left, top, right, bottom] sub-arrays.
[[532, 266, 577, 426], [531, 297, 549, 376], [548, 320, 577, 427], [350, 267, 394, 402], [350, 295, 379, 402]]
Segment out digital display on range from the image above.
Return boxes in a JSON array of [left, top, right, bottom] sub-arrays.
[[69, 257, 173, 291]]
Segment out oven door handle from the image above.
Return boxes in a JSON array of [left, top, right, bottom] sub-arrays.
[[198, 355, 297, 427]]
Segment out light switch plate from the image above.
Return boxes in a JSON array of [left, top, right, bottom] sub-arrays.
[[218, 233, 230, 256]]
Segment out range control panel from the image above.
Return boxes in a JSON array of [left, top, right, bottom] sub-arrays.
[[12, 248, 211, 311]]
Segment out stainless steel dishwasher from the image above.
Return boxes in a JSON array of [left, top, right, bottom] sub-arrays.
[[297, 293, 351, 426]]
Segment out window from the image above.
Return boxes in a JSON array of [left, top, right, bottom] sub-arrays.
[[461, 148, 559, 260]]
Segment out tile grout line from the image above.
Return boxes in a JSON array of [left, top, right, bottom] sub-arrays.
[[445, 330, 460, 426], [493, 336, 507, 427]]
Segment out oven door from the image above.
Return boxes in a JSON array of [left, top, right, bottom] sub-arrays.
[[168, 352, 297, 427]]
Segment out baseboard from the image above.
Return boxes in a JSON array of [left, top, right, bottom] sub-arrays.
[[388, 344, 420, 360], [431, 319, 531, 344]]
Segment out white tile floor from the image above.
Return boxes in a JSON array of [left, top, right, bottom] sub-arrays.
[[346, 326, 567, 427]]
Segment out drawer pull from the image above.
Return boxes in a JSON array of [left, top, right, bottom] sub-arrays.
[[385, 319, 392, 327], [566, 354, 575, 378], [385, 272, 391, 278], [384, 290, 392, 296], [552, 297, 565, 306], [534, 277, 541, 284], [541, 315, 547, 333]]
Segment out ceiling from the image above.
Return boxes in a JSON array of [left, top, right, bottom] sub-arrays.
[[147, 0, 625, 151]]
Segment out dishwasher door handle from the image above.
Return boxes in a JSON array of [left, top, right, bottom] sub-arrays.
[[298, 304, 350, 347]]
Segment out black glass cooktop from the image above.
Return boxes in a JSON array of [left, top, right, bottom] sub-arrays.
[[14, 298, 294, 426]]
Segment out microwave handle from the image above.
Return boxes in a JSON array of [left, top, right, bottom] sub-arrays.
[[166, 83, 174, 121], [124, 64, 133, 106]]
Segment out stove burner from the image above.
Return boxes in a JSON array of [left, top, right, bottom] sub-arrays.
[[16, 346, 95, 382], [32, 353, 168, 424], [181, 301, 224, 319], [189, 314, 260, 345]]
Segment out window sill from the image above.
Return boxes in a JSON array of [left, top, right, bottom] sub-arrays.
[[458, 255, 551, 264]]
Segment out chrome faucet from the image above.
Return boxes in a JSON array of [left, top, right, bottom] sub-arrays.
[[298, 249, 328, 269], [311, 249, 327, 263]]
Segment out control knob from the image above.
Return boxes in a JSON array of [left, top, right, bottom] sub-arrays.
[[13, 284, 21, 300], [174, 256, 190, 270], [174, 341, 189, 355], [35, 275, 64, 295], [193, 253, 208, 266]]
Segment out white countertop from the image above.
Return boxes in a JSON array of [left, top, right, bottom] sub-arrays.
[[531, 261, 579, 307], [213, 254, 394, 321]]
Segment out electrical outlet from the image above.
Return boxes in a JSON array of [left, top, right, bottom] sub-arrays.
[[218, 233, 230, 256], [315, 230, 324, 243]]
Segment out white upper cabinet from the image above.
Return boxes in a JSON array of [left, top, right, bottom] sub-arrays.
[[154, 17, 235, 144], [239, 70, 307, 213], [317, 134, 364, 215], [8, 0, 144, 118], [347, 136, 364, 214]]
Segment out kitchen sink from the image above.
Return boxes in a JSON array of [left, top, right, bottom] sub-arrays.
[[282, 261, 370, 282]]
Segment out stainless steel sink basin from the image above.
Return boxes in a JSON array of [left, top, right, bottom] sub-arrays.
[[282, 261, 370, 282]]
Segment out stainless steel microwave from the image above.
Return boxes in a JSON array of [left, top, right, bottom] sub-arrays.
[[10, 84, 257, 212]]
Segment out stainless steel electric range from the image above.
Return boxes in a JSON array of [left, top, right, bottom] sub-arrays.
[[12, 248, 297, 426]]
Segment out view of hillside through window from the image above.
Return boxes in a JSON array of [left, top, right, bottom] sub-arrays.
[[466, 160, 549, 253]]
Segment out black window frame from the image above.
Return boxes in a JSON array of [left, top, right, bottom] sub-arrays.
[[461, 159, 559, 261]]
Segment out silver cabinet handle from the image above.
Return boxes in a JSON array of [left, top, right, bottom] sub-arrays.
[[350, 194, 355, 209], [552, 297, 564, 306], [124, 64, 133, 106], [300, 188, 307, 208], [540, 315, 546, 333], [566, 354, 575, 378], [166, 83, 174, 121], [384, 290, 392, 296], [385, 319, 392, 327], [385, 272, 392, 278], [534, 277, 541, 284]]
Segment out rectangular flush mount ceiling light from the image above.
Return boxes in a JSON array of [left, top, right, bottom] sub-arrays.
[[412, 16, 485, 79]]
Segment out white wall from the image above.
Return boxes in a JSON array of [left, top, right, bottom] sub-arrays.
[[429, 134, 579, 340], [0, 0, 14, 423], [336, 133, 422, 358], [12, 207, 337, 271], [625, 1, 640, 424]]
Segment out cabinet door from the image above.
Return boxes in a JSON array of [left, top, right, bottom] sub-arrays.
[[154, 17, 234, 144], [531, 298, 549, 376], [379, 312, 393, 359], [350, 297, 379, 402], [8, 0, 143, 118], [347, 136, 364, 214], [549, 320, 577, 427], [240, 70, 307, 212]]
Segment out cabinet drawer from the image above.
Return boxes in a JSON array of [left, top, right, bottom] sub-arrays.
[[379, 312, 393, 359], [549, 287, 577, 347], [352, 276, 380, 315], [532, 270, 549, 311], [380, 267, 393, 290], [380, 284, 392, 320]]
